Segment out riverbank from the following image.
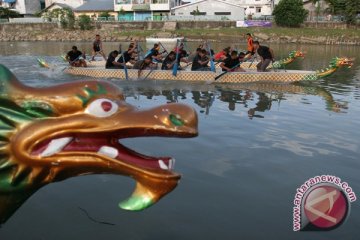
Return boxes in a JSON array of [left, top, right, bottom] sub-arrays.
[[0, 22, 359, 45]]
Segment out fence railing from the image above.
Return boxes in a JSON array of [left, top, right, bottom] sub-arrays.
[[306, 15, 345, 22], [168, 15, 232, 21]]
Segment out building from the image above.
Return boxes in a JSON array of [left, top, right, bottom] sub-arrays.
[[303, 0, 330, 21], [234, 0, 277, 19], [45, 0, 85, 9], [0, 0, 44, 15], [73, 0, 117, 19], [114, 0, 177, 21], [171, 0, 245, 21]]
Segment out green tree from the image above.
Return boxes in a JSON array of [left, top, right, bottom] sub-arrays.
[[78, 14, 92, 30], [273, 0, 308, 27], [42, 8, 74, 29], [0, 7, 21, 20], [191, 7, 201, 16], [311, 0, 346, 15], [344, 0, 360, 24]]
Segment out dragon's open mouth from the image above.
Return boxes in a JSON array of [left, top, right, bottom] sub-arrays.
[[30, 133, 182, 172]]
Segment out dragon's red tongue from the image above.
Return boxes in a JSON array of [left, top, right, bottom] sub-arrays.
[[33, 136, 174, 171]]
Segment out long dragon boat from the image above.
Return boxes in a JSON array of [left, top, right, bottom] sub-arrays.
[[64, 57, 353, 84], [84, 50, 306, 70]]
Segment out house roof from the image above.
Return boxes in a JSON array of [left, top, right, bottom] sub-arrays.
[[43, 3, 73, 12], [171, 0, 244, 10], [74, 0, 114, 12]]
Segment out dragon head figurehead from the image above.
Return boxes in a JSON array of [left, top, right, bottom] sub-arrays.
[[272, 50, 306, 69], [289, 50, 305, 59], [316, 57, 354, 78], [0, 65, 198, 223], [332, 57, 354, 68]]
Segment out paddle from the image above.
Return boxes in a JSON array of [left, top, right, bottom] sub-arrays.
[[214, 62, 241, 81], [142, 68, 155, 81], [119, 44, 129, 80], [248, 56, 256, 69], [137, 42, 144, 60], [158, 41, 168, 54], [206, 42, 216, 72], [172, 39, 181, 76]]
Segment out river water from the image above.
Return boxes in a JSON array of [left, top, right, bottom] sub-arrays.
[[0, 42, 359, 240]]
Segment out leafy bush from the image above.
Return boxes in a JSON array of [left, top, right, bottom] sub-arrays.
[[273, 0, 308, 27], [78, 14, 92, 30], [99, 11, 111, 19]]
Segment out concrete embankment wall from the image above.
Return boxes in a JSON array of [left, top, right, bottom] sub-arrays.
[[0, 21, 359, 45]]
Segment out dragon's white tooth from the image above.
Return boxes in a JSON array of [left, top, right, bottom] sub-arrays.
[[40, 137, 73, 157], [97, 146, 119, 159], [158, 160, 169, 170], [169, 158, 176, 170]]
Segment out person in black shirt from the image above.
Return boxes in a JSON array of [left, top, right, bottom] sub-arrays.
[[105, 50, 126, 69], [191, 49, 210, 71], [118, 42, 137, 66], [161, 51, 177, 70], [133, 56, 157, 70], [91, 34, 106, 61], [253, 41, 274, 72], [220, 50, 245, 72], [66, 46, 87, 67]]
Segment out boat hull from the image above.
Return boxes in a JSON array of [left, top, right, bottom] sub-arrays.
[[64, 68, 318, 83]]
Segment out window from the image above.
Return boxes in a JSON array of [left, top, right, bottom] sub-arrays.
[[117, 0, 131, 4], [214, 12, 231, 15], [152, 0, 169, 3], [256, 7, 261, 13], [190, 12, 206, 15]]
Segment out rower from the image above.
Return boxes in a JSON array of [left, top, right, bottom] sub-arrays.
[[133, 55, 157, 70], [66, 46, 87, 67], [145, 43, 163, 63], [191, 49, 210, 71], [188, 47, 202, 62], [161, 51, 179, 70], [117, 42, 137, 67], [173, 42, 189, 63], [91, 34, 107, 61], [245, 33, 255, 60], [220, 50, 245, 72], [214, 47, 231, 61], [253, 41, 275, 72], [105, 50, 126, 69], [238, 52, 246, 62]]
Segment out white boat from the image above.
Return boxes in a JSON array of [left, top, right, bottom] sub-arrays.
[[146, 37, 184, 45]]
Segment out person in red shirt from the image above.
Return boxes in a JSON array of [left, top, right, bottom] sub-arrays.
[[214, 47, 231, 61]]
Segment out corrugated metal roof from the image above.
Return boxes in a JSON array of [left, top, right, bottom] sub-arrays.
[[74, 0, 114, 12]]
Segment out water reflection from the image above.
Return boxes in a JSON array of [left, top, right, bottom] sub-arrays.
[[121, 82, 348, 117]]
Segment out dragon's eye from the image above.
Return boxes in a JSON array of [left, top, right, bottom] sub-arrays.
[[86, 99, 118, 117]]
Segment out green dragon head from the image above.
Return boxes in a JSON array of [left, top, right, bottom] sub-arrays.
[[0, 64, 198, 224]]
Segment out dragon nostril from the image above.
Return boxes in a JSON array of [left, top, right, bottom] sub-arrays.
[[169, 114, 184, 126]]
